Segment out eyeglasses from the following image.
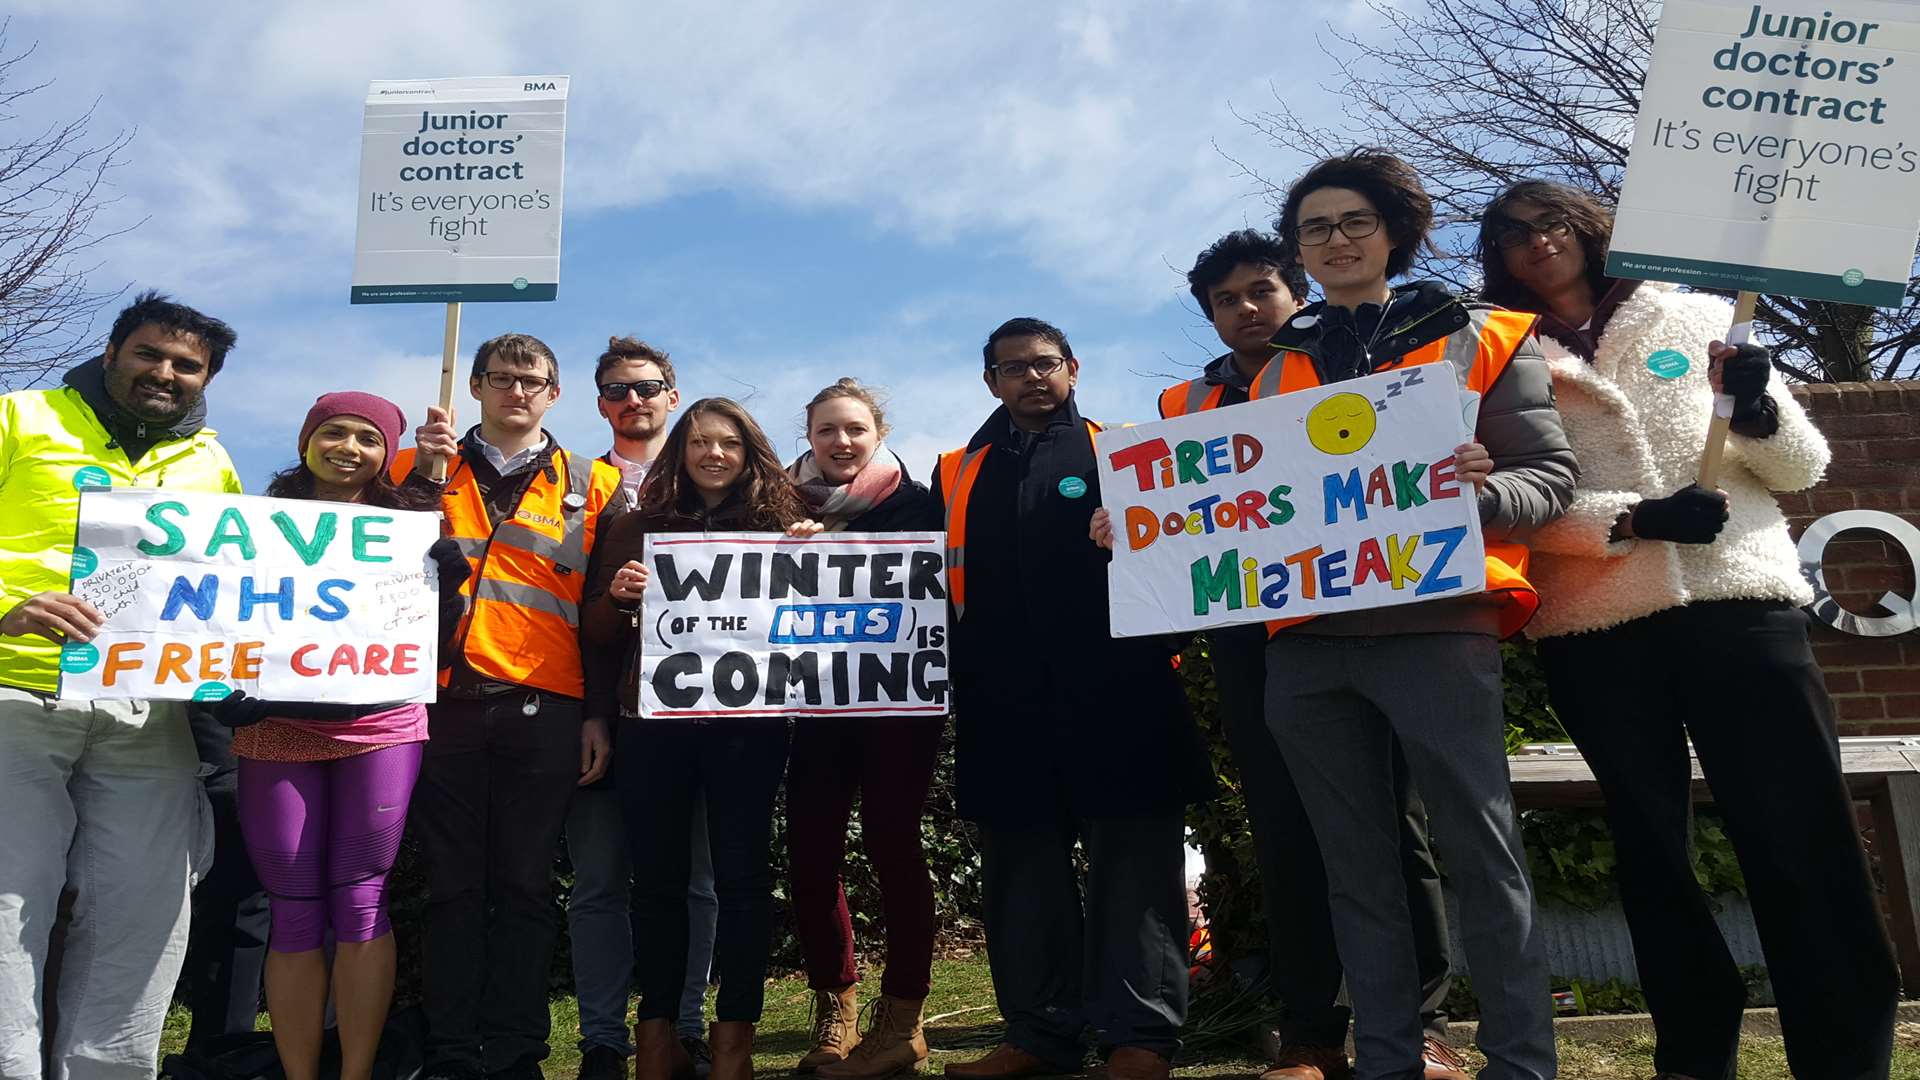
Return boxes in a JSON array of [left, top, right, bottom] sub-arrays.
[[479, 371, 555, 393], [1493, 217, 1573, 250], [991, 356, 1067, 380], [1295, 212, 1383, 247], [598, 379, 670, 402]]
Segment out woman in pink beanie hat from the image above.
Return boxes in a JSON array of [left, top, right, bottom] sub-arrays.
[[216, 390, 467, 1080]]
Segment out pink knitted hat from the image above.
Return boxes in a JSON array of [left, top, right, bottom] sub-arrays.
[[298, 391, 407, 457]]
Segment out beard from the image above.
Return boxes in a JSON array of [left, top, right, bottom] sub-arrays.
[[613, 410, 663, 440], [106, 365, 195, 423]]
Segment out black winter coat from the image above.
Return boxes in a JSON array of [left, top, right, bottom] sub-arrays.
[[929, 395, 1215, 826]]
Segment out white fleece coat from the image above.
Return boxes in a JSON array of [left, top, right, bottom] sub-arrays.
[[1525, 282, 1829, 639]]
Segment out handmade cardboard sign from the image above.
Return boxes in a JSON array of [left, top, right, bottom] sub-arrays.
[[1607, 0, 1920, 306], [637, 533, 949, 719], [58, 490, 443, 703], [351, 75, 569, 303], [1100, 365, 1486, 637]]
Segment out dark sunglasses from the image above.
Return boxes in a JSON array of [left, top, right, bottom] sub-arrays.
[[597, 379, 670, 402]]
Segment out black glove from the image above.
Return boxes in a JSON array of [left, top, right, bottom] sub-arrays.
[[210, 689, 273, 728], [428, 538, 472, 593], [1630, 484, 1729, 544], [1718, 343, 1771, 411]]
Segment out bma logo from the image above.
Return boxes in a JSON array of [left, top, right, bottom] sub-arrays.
[[1798, 510, 1920, 637], [524, 81, 557, 91]]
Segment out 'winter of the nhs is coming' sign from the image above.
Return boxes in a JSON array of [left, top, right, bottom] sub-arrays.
[[1100, 366, 1487, 637], [351, 75, 568, 304], [1608, 1, 1920, 306], [637, 534, 949, 719]]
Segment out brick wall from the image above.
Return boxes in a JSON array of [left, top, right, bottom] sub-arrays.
[[1778, 381, 1920, 736]]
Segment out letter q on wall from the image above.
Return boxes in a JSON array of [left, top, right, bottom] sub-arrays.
[[1798, 510, 1920, 637]]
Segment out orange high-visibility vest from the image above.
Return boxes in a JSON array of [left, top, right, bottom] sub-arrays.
[[936, 419, 1103, 621], [392, 445, 622, 697], [1249, 307, 1542, 640], [1157, 378, 1229, 419]]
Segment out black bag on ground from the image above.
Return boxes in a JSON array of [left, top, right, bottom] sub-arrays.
[[160, 1006, 426, 1080]]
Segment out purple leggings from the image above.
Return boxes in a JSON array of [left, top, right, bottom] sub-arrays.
[[237, 742, 423, 953]]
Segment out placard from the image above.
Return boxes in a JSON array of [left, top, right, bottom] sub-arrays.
[[351, 75, 569, 304], [638, 533, 949, 719], [1607, 0, 1920, 306], [58, 490, 443, 703], [1101, 366, 1486, 637]]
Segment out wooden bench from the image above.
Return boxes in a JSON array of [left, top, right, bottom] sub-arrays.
[[1508, 737, 1920, 996]]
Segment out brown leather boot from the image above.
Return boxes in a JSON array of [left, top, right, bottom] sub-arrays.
[[1101, 1048, 1169, 1080], [818, 995, 929, 1079], [633, 1020, 683, 1080], [1259, 1043, 1352, 1080], [943, 1044, 1053, 1080], [798, 985, 863, 1072], [708, 1021, 755, 1080]]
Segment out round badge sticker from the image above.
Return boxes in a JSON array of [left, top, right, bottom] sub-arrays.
[[1646, 349, 1690, 379], [512, 277, 529, 291], [72, 465, 112, 491], [1058, 476, 1088, 499], [1842, 268, 1865, 288], [71, 547, 98, 580], [59, 642, 99, 674], [192, 681, 235, 702]]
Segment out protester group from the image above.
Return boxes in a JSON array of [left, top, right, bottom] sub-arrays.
[[0, 149, 1903, 1080]]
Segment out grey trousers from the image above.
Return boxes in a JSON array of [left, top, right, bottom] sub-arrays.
[[1264, 633, 1554, 1080], [0, 687, 213, 1080], [977, 812, 1188, 1070]]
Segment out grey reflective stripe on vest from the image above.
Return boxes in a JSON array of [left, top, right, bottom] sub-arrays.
[[1181, 379, 1214, 414], [1252, 354, 1288, 398], [1439, 308, 1493, 388], [473, 578, 580, 626], [450, 536, 488, 559], [943, 446, 989, 621]]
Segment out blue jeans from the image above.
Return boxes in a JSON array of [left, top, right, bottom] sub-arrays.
[[567, 786, 717, 1050]]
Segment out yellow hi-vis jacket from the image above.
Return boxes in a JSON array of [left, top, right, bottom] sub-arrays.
[[0, 386, 242, 693]]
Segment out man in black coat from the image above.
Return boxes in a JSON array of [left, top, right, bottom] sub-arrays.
[[933, 318, 1214, 1080]]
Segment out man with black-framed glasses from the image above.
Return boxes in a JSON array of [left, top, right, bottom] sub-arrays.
[[935, 318, 1213, 1080], [398, 332, 627, 1080], [565, 337, 721, 1080]]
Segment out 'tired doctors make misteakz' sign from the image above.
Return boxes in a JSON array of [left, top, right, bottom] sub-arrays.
[[1100, 366, 1487, 637], [58, 490, 444, 704], [352, 76, 568, 304], [638, 534, 949, 719]]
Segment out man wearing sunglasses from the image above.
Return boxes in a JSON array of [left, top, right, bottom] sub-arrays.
[[565, 337, 721, 1080], [935, 319, 1213, 1080], [398, 332, 626, 1080]]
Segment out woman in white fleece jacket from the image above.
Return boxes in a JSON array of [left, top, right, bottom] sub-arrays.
[[1477, 180, 1897, 1080]]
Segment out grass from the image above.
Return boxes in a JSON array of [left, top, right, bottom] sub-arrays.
[[162, 956, 1920, 1079]]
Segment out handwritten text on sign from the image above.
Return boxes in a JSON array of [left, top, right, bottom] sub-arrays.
[[59, 490, 443, 703], [1100, 365, 1486, 637], [639, 534, 948, 719]]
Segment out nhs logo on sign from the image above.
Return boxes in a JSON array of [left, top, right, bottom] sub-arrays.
[[768, 604, 903, 644]]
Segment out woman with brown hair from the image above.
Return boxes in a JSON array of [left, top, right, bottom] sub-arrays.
[[582, 397, 817, 1080], [1477, 179, 1896, 1080], [783, 379, 942, 1079]]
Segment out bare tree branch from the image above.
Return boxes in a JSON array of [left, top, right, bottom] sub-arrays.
[[1235, 0, 1918, 382]]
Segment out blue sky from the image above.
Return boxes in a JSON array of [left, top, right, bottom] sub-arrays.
[[11, 1, 1373, 488]]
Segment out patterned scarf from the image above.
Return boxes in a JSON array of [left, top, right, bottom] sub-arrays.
[[790, 445, 905, 531]]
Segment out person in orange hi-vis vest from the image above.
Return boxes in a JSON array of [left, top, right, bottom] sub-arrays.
[[1246, 151, 1575, 1080], [390, 332, 625, 1080], [1099, 228, 1460, 1080], [937, 318, 1214, 1080]]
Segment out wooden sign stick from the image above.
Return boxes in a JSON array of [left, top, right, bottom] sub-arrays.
[[430, 301, 462, 483], [1695, 290, 1758, 489]]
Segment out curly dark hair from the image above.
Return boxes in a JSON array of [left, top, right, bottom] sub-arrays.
[[108, 290, 238, 375], [1187, 229, 1310, 316], [633, 397, 808, 529], [1275, 148, 1435, 281], [1476, 179, 1616, 312]]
